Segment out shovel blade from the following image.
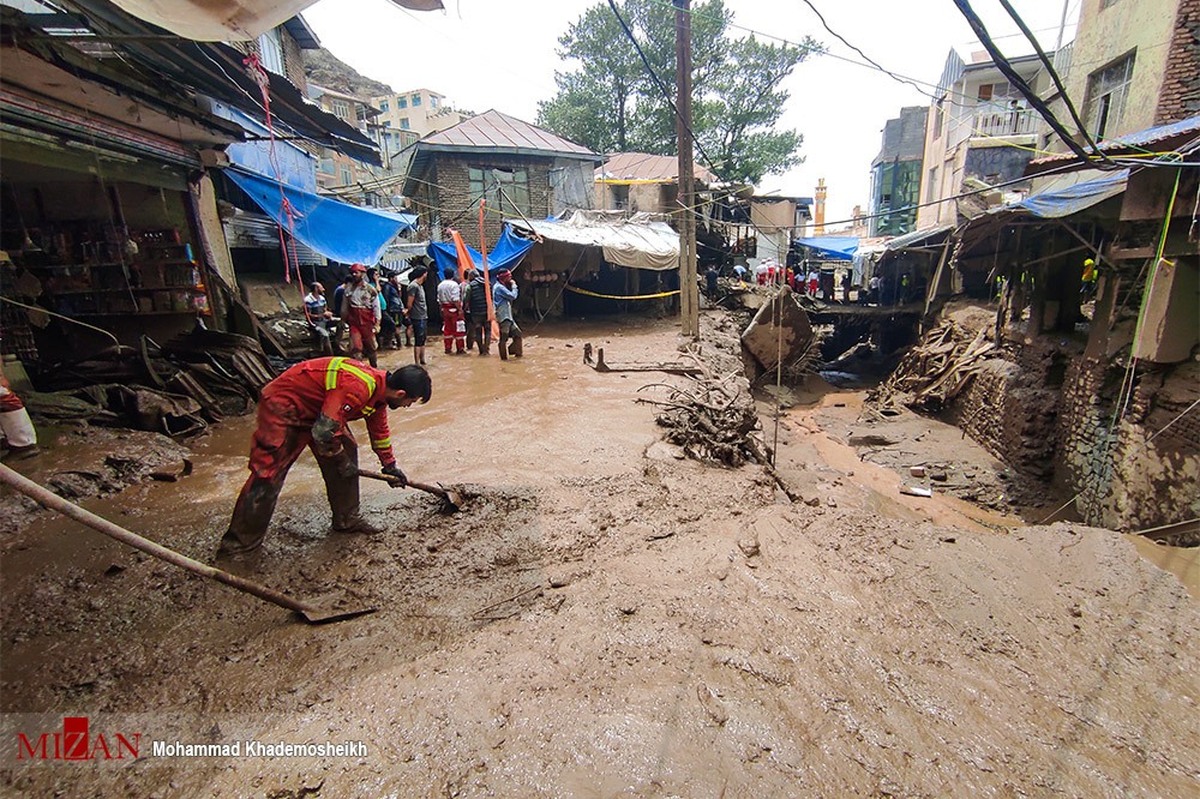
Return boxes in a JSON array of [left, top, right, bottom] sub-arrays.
[[297, 604, 378, 625]]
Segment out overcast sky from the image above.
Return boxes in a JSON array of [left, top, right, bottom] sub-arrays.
[[303, 0, 1080, 226]]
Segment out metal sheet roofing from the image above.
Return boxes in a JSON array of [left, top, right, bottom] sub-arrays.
[[1026, 114, 1200, 174], [419, 110, 599, 160], [596, 152, 717, 183], [884, 224, 953, 252]]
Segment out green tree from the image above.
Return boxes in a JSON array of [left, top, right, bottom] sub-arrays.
[[537, 0, 818, 185]]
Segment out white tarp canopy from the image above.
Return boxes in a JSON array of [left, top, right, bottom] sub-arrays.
[[108, 0, 443, 41], [508, 211, 680, 271]]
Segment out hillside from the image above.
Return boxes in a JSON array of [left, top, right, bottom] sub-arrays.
[[303, 47, 392, 99]]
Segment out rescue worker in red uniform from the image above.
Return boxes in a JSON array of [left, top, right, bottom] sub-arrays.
[[217, 357, 432, 556], [340, 263, 381, 367]]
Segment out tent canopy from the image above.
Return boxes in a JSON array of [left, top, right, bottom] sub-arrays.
[[1008, 169, 1129, 219], [224, 168, 416, 266], [508, 210, 679, 270], [793, 236, 859, 261], [426, 226, 533, 278]]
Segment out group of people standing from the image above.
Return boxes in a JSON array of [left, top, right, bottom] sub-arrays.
[[303, 262, 525, 368]]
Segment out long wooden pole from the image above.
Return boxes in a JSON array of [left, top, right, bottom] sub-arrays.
[[674, 0, 699, 339]]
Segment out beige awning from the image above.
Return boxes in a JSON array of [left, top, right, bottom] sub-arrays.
[[107, 1, 444, 42]]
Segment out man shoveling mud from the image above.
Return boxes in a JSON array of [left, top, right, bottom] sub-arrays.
[[217, 357, 432, 557]]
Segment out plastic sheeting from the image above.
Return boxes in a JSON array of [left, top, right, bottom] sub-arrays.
[[224, 168, 417, 266], [793, 236, 859, 261], [1009, 169, 1129, 218], [508, 211, 679, 270], [426, 225, 533, 279]]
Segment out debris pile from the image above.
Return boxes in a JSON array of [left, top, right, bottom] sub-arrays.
[[870, 320, 996, 412], [739, 286, 819, 385], [26, 328, 277, 436], [637, 355, 770, 468]]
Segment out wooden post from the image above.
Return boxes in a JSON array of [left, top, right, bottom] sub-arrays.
[[675, 0, 699, 339]]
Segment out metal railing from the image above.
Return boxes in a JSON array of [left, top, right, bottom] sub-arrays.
[[973, 104, 1038, 138]]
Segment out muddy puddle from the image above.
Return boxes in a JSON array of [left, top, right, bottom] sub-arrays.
[[2, 315, 1197, 797]]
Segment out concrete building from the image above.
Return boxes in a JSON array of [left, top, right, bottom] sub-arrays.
[[308, 85, 413, 206], [594, 152, 717, 215], [1040, 0, 1199, 150], [371, 88, 468, 138], [869, 106, 928, 237], [915, 51, 1046, 229]]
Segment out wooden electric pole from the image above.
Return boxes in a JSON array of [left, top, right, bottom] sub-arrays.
[[674, 0, 699, 339]]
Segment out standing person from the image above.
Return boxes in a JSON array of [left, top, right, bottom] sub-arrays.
[[330, 275, 352, 353], [217, 357, 432, 556], [460, 269, 476, 351], [466, 268, 492, 355], [705, 264, 719, 298], [379, 272, 404, 349], [303, 281, 334, 355], [807, 268, 819, 297], [339, 264, 380, 367], [754, 261, 769, 286], [0, 365, 38, 459], [405, 265, 430, 366], [492, 268, 523, 360], [436, 268, 467, 356]]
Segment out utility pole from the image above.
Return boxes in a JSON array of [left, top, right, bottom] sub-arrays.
[[674, 0, 699, 339]]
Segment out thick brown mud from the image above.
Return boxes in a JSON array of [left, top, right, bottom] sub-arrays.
[[1, 316, 1196, 797]]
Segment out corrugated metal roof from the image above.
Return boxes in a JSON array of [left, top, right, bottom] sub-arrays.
[[596, 152, 717, 183], [418, 110, 599, 160], [884, 224, 953, 251], [1026, 114, 1200, 174]]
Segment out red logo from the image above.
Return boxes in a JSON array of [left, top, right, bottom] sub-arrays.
[[16, 717, 140, 761]]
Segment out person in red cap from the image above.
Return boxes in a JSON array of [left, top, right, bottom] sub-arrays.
[[340, 263, 381, 367], [217, 357, 432, 556]]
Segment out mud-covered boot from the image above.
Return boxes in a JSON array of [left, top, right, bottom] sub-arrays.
[[509, 335, 523, 358], [498, 337, 509, 360], [218, 477, 284, 556]]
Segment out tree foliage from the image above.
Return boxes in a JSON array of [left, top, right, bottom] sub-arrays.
[[537, 0, 819, 185]]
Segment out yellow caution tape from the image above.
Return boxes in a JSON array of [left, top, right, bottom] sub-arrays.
[[564, 284, 681, 301]]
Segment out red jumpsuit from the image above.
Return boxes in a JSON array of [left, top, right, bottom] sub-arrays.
[[219, 357, 396, 555]]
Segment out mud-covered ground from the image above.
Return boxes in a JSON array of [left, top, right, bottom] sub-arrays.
[[1, 316, 1197, 797]]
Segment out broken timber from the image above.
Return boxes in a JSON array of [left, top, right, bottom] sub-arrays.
[[587, 346, 702, 377]]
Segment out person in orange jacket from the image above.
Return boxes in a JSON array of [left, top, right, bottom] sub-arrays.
[[217, 356, 432, 556]]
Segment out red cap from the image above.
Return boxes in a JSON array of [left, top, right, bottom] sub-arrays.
[[496, 268, 512, 280], [349, 263, 367, 274]]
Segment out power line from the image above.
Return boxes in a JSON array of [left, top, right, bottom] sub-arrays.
[[951, 0, 1116, 171], [997, 0, 1107, 162]]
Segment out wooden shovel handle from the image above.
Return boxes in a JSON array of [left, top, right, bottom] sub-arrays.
[[357, 468, 448, 499]]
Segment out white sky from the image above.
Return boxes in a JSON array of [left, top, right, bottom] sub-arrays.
[[303, 0, 1081, 226]]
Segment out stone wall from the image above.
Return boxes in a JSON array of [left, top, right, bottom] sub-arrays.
[[1156, 0, 1200, 124]]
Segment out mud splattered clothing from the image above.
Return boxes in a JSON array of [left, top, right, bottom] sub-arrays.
[[0, 372, 36, 449], [220, 357, 395, 555], [341, 281, 380, 366], [436, 277, 466, 354]]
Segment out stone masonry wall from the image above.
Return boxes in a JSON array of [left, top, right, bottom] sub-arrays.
[[1156, 0, 1200, 124], [428, 155, 553, 252]]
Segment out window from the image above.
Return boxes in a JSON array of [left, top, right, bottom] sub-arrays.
[[1085, 52, 1135, 140], [411, 93, 422, 106], [932, 99, 944, 140], [398, 97, 408, 109], [400, 118, 410, 130], [379, 100, 389, 112], [256, 28, 284, 76], [977, 82, 1010, 101], [330, 98, 351, 120], [320, 158, 335, 175], [469, 167, 532, 216], [431, 96, 439, 108], [341, 168, 353, 185], [926, 167, 938, 203]]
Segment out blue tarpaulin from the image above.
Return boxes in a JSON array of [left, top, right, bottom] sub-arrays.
[[793, 236, 859, 261], [224, 168, 417, 266], [1009, 169, 1129, 219], [427, 225, 534, 279]]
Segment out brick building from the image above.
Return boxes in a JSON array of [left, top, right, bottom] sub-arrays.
[[401, 110, 600, 249]]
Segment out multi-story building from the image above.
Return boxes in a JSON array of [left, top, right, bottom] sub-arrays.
[[1040, 0, 1198, 150], [371, 88, 468, 138], [915, 51, 1046, 228], [309, 84, 414, 207], [869, 106, 928, 237]]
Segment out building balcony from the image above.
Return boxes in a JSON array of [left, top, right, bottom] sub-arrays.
[[972, 105, 1038, 139]]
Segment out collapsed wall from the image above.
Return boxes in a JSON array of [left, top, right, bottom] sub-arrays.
[[875, 300, 1198, 531]]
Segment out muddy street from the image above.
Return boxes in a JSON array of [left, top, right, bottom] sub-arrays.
[[1, 317, 1198, 797]]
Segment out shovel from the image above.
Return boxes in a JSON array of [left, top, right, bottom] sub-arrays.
[[0, 463, 376, 625], [358, 468, 464, 513]]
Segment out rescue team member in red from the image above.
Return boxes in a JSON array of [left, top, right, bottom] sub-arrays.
[[217, 356, 432, 556], [340, 263, 380, 367]]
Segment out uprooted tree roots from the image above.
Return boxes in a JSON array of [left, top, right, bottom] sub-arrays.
[[636, 354, 771, 469]]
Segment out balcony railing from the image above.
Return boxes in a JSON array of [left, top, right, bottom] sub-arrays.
[[973, 104, 1038, 138]]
